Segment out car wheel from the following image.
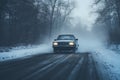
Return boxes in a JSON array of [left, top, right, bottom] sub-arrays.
[[54, 49, 59, 53]]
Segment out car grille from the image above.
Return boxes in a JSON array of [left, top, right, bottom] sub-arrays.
[[58, 42, 69, 46]]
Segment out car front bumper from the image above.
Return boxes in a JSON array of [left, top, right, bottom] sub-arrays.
[[53, 46, 76, 52]]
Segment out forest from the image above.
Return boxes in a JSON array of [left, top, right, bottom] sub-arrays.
[[0, 0, 120, 47], [94, 0, 120, 44], [0, 0, 74, 46]]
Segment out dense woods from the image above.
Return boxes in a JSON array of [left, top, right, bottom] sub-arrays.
[[94, 0, 120, 44], [1, 0, 120, 47], [0, 0, 74, 46]]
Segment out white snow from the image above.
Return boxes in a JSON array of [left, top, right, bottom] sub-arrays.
[[0, 44, 52, 61], [92, 46, 120, 80]]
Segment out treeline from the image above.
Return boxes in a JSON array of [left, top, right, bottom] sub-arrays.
[[94, 0, 120, 44], [0, 0, 74, 46]]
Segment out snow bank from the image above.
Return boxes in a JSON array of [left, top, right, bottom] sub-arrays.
[[0, 44, 52, 61], [93, 47, 120, 80]]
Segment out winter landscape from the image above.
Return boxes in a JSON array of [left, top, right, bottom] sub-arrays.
[[0, 0, 120, 80]]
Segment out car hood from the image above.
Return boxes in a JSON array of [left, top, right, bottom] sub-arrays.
[[54, 40, 74, 42]]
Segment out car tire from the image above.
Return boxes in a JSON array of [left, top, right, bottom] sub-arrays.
[[54, 49, 58, 53]]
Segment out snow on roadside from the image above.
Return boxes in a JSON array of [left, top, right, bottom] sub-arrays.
[[92, 47, 120, 80], [0, 44, 52, 62]]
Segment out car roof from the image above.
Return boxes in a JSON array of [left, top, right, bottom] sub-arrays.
[[58, 34, 74, 36]]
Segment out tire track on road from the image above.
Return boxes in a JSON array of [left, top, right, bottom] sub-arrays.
[[21, 54, 70, 80]]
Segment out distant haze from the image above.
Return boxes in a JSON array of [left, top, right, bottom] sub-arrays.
[[71, 0, 97, 28]]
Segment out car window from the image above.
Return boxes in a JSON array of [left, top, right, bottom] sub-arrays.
[[57, 35, 75, 40]]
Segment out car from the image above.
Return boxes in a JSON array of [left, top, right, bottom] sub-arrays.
[[52, 34, 79, 53]]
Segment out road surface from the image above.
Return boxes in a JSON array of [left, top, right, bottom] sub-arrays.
[[0, 53, 100, 80]]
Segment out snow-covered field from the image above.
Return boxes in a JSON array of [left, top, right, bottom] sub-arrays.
[[93, 47, 120, 80], [0, 44, 52, 61]]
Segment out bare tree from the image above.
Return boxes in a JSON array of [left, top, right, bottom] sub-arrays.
[[94, 0, 120, 44]]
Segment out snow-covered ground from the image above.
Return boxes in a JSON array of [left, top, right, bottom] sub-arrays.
[[0, 42, 120, 80], [0, 44, 52, 61], [77, 37, 120, 79], [92, 47, 120, 80]]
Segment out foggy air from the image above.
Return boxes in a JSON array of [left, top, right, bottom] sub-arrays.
[[0, 0, 120, 80]]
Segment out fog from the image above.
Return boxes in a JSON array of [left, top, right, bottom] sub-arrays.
[[53, 0, 108, 52], [0, 0, 108, 53], [39, 0, 109, 53], [72, 0, 97, 27]]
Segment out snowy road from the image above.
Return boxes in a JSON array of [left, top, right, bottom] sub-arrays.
[[0, 53, 102, 80]]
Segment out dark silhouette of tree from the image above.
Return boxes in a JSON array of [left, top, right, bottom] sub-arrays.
[[94, 0, 120, 44]]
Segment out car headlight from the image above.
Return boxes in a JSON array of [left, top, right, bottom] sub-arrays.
[[53, 42, 58, 46], [69, 42, 74, 46]]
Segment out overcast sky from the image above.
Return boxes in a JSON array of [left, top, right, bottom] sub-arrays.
[[71, 0, 97, 28]]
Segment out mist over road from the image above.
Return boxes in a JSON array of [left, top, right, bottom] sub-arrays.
[[0, 53, 101, 80]]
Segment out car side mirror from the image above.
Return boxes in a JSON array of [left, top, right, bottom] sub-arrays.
[[76, 39, 78, 41]]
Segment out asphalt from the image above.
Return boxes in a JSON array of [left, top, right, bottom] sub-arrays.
[[0, 53, 100, 80]]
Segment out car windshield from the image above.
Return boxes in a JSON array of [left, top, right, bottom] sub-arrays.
[[57, 35, 75, 40]]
